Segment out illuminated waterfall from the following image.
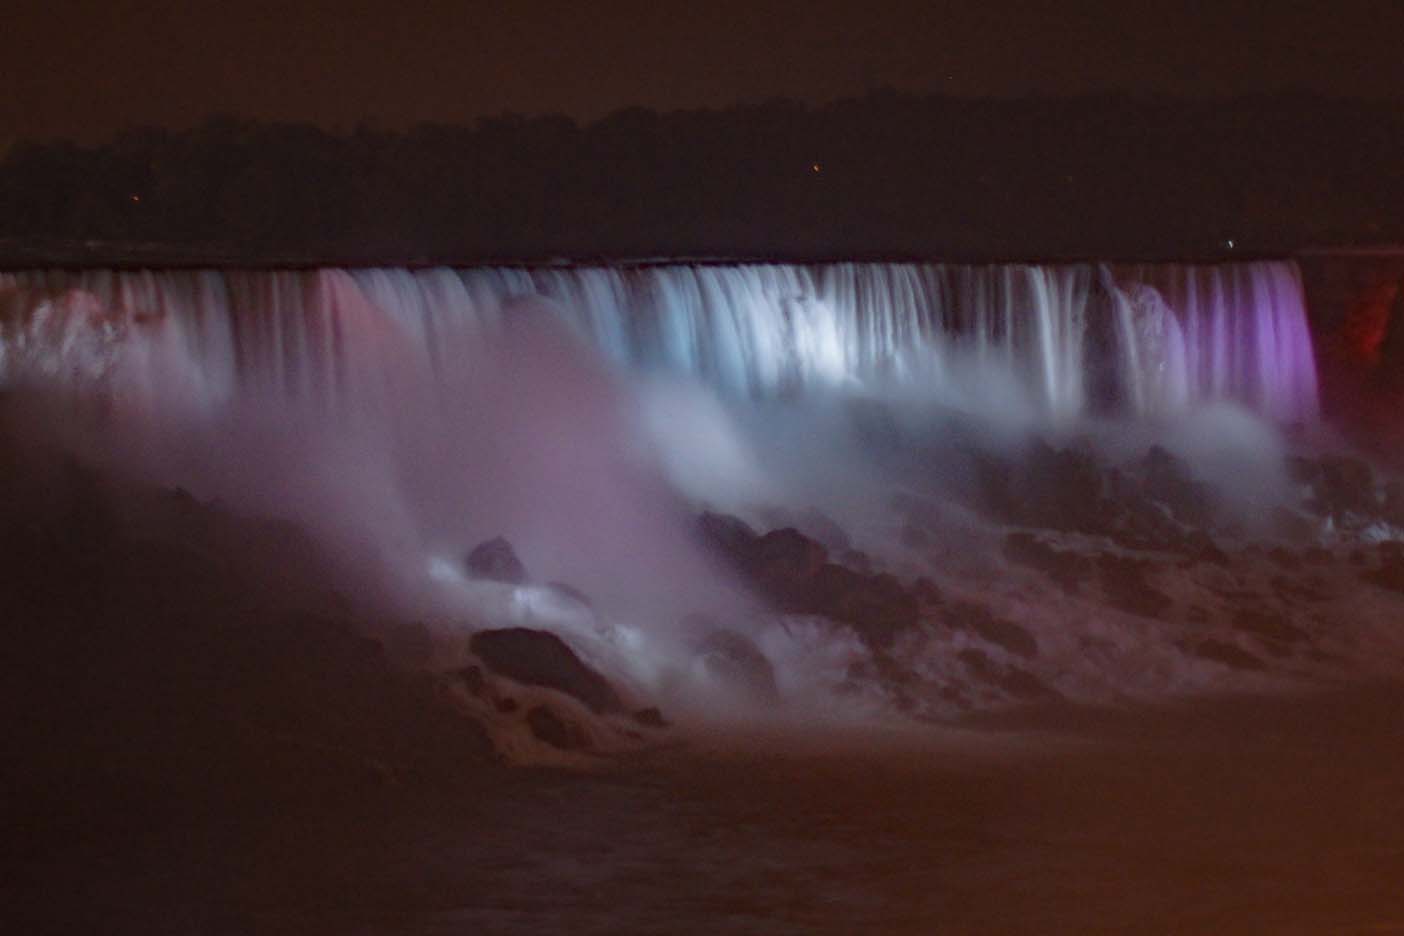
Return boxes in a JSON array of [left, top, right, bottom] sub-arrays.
[[0, 260, 1320, 424]]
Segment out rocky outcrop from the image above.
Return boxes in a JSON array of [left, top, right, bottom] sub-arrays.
[[465, 536, 527, 584], [977, 440, 1229, 561], [469, 627, 624, 714], [525, 705, 590, 750], [696, 512, 928, 648], [694, 626, 779, 702], [1003, 532, 1093, 594]]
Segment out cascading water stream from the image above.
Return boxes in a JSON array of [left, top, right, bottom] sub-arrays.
[[0, 260, 1320, 425], [12, 258, 1404, 727]]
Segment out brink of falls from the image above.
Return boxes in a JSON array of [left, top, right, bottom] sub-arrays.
[[0, 261, 1320, 425]]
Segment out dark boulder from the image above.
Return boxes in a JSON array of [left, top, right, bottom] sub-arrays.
[[1293, 455, 1377, 519], [470, 627, 624, 714], [465, 536, 527, 584], [806, 565, 919, 649], [846, 397, 904, 452], [1231, 608, 1308, 644], [1003, 532, 1093, 594], [1316, 456, 1377, 516], [946, 601, 1039, 659], [911, 576, 944, 606], [697, 511, 762, 567], [753, 527, 829, 602], [958, 648, 1059, 700], [526, 705, 589, 750], [696, 627, 779, 702], [1186, 639, 1264, 671], [632, 707, 669, 728], [796, 507, 851, 554], [1139, 446, 1215, 527], [1097, 554, 1172, 618], [977, 440, 1115, 535], [1384, 480, 1404, 527], [1362, 550, 1404, 594], [697, 512, 922, 648]]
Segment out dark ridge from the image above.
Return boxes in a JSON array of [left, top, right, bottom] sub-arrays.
[[2, 91, 1402, 267]]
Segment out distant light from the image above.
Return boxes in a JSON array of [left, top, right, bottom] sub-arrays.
[[130, 194, 141, 203], [1225, 238, 1235, 249], [811, 162, 822, 173]]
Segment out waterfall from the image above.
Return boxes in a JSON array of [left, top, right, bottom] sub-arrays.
[[0, 260, 1320, 424]]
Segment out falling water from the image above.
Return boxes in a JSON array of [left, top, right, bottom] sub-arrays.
[[0, 260, 1319, 425]]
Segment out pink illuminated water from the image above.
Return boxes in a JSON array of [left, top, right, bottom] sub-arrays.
[[0, 261, 1320, 425]]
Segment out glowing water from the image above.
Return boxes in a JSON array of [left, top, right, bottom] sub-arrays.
[[0, 259, 1345, 722], [0, 261, 1319, 424]]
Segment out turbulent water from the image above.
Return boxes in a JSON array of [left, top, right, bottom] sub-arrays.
[[12, 260, 1404, 935], [6, 258, 1401, 738], [0, 261, 1318, 422]]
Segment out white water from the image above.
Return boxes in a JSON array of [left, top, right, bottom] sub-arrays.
[[2, 259, 1363, 726], [0, 261, 1319, 423]]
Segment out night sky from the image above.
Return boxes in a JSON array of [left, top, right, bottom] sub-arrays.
[[5, 0, 1404, 143]]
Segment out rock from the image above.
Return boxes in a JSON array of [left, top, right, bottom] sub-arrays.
[[1272, 507, 1317, 544], [796, 508, 851, 553], [632, 707, 669, 728], [470, 627, 624, 714], [1139, 446, 1215, 527], [697, 511, 761, 567], [465, 536, 527, 584], [1316, 456, 1377, 516], [696, 627, 779, 702], [1271, 574, 1334, 604], [1003, 532, 1093, 594], [544, 581, 593, 609], [1187, 639, 1264, 671], [846, 397, 904, 452], [806, 565, 919, 649], [958, 648, 1059, 700], [752, 527, 829, 601], [901, 523, 931, 549], [1384, 480, 1404, 526], [697, 512, 921, 648], [457, 664, 486, 697], [978, 440, 1118, 535], [1182, 530, 1228, 565], [1362, 552, 1404, 593], [841, 549, 874, 573], [911, 576, 944, 605], [1097, 554, 1172, 618], [526, 705, 589, 750], [1231, 608, 1308, 644], [1294, 454, 1378, 519], [946, 601, 1038, 659]]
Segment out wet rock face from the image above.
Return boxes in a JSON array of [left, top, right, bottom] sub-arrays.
[[695, 627, 779, 702], [465, 536, 527, 584], [469, 627, 624, 714], [977, 441, 1237, 566], [1097, 554, 1172, 619], [525, 705, 589, 750], [1185, 639, 1265, 671], [696, 512, 924, 648], [1138, 445, 1216, 528], [945, 601, 1039, 659], [977, 441, 1113, 535], [1288, 454, 1385, 527], [1362, 546, 1404, 594], [1003, 532, 1093, 594]]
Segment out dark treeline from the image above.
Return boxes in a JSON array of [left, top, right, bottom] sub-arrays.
[[2, 90, 1402, 264]]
